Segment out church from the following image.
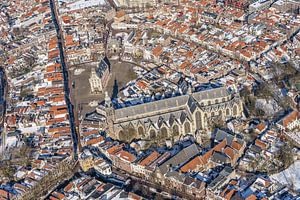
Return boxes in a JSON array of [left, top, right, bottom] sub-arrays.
[[89, 57, 111, 94], [104, 86, 243, 141]]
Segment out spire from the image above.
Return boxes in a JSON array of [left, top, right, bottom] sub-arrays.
[[172, 89, 176, 97], [151, 93, 155, 101], [187, 83, 193, 95], [179, 88, 183, 95], [105, 91, 112, 108]]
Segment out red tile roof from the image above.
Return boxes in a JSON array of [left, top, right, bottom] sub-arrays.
[[282, 111, 299, 128], [116, 150, 136, 163], [152, 46, 163, 57], [139, 151, 160, 166], [180, 156, 203, 173], [86, 137, 104, 145], [245, 194, 258, 200]]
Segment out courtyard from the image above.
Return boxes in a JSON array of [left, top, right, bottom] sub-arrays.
[[70, 60, 137, 117]]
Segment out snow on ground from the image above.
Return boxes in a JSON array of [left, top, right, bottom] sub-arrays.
[[255, 98, 280, 116], [59, 0, 107, 13], [271, 160, 300, 192]]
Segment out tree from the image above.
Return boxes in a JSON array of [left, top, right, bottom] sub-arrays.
[[271, 62, 297, 84], [20, 88, 32, 99], [277, 96, 293, 111], [0, 162, 16, 180], [24, 55, 36, 68], [241, 86, 257, 116], [255, 82, 273, 99], [256, 108, 265, 117], [277, 142, 294, 169]]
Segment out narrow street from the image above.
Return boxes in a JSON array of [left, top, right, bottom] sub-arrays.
[[49, 0, 79, 160], [0, 67, 7, 158]]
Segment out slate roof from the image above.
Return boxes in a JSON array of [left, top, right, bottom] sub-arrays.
[[208, 166, 233, 190], [96, 57, 110, 79], [85, 110, 106, 122], [192, 87, 230, 102], [211, 151, 229, 164], [214, 129, 235, 145], [158, 143, 200, 175], [114, 87, 231, 123]]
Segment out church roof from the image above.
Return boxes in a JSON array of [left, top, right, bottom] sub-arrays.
[[115, 94, 189, 123], [114, 87, 231, 124], [192, 87, 230, 102], [96, 57, 110, 79]]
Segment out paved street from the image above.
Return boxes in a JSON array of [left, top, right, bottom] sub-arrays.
[[50, 0, 79, 159]]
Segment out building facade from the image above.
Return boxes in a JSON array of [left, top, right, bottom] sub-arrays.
[[104, 87, 243, 141], [89, 57, 111, 94]]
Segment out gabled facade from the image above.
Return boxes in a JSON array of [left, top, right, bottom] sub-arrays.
[[89, 57, 111, 94]]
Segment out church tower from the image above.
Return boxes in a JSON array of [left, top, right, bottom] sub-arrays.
[[104, 92, 116, 138]]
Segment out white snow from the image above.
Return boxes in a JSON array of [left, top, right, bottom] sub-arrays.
[[255, 98, 280, 116], [271, 160, 300, 192], [59, 0, 107, 12]]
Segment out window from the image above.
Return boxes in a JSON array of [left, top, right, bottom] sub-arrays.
[[218, 110, 222, 118], [184, 122, 191, 134], [226, 108, 230, 116], [160, 127, 168, 139], [173, 125, 179, 136], [118, 130, 125, 140], [211, 112, 215, 117], [195, 111, 202, 129], [138, 126, 144, 136], [233, 105, 238, 116], [149, 130, 156, 139]]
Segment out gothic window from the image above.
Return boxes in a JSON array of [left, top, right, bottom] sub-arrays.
[[222, 97, 225, 102], [211, 112, 215, 117], [215, 99, 219, 104], [218, 110, 222, 117], [233, 104, 238, 116], [150, 130, 156, 139], [173, 125, 179, 136], [207, 100, 211, 105], [138, 126, 144, 136], [226, 108, 230, 116], [127, 127, 137, 140], [160, 127, 168, 139], [184, 122, 191, 134], [195, 111, 202, 130], [118, 130, 125, 140]]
